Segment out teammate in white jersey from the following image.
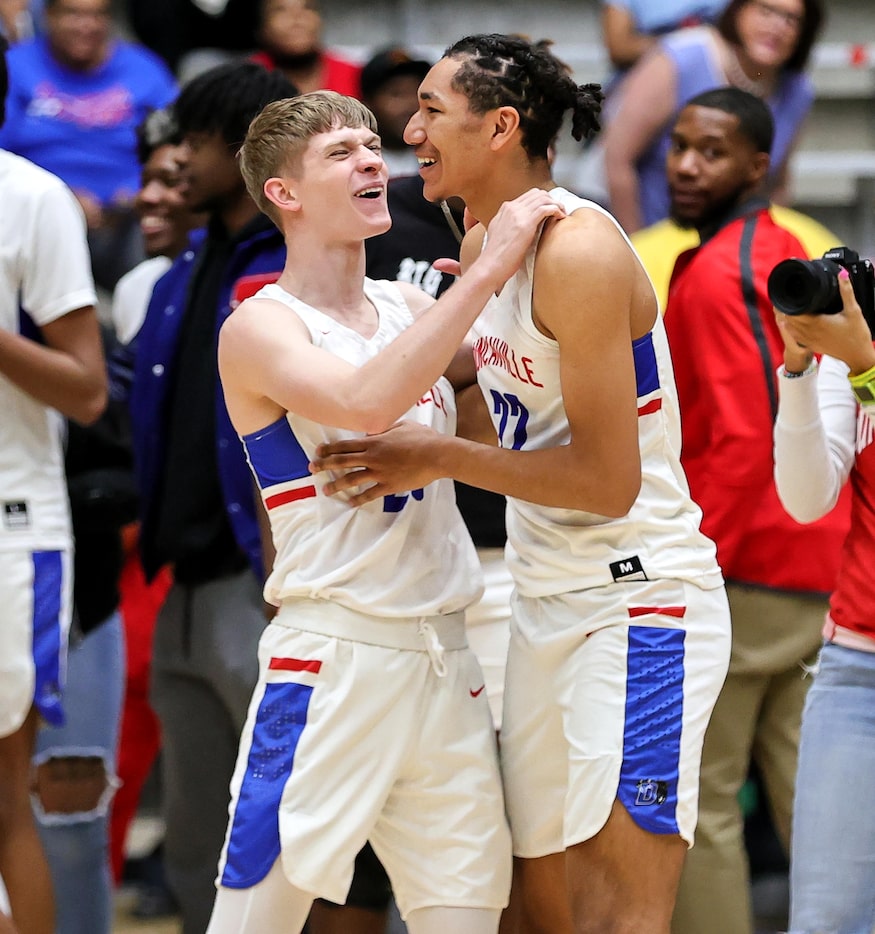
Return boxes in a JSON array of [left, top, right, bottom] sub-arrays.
[[0, 35, 107, 934], [206, 90, 563, 934], [310, 34, 732, 934]]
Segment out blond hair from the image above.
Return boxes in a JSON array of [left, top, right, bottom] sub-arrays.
[[239, 90, 378, 224]]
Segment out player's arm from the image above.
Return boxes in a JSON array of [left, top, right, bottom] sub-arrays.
[[0, 174, 108, 424], [456, 385, 499, 445], [391, 280, 476, 392], [0, 307, 107, 426], [311, 212, 643, 517]]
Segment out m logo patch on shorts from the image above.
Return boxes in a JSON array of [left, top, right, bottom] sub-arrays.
[[635, 779, 668, 806], [3, 501, 30, 530], [609, 555, 647, 582]]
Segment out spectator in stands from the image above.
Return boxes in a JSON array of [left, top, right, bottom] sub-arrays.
[[0, 0, 177, 290], [33, 332, 136, 934], [251, 0, 361, 97], [601, 0, 823, 233], [111, 107, 205, 346], [601, 0, 728, 86], [107, 106, 205, 921], [774, 252, 875, 934], [653, 86, 849, 934], [121, 62, 297, 934], [360, 46, 430, 177], [126, 0, 261, 80]]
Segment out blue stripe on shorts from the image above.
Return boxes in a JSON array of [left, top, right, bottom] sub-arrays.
[[221, 681, 315, 888], [31, 550, 65, 727], [617, 625, 685, 835]]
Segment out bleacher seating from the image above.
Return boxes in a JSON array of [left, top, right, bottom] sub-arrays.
[[327, 0, 875, 252]]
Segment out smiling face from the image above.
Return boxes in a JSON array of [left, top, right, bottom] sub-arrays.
[[666, 104, 769, 229], [735, 0, 805, 71], [288, 124, 391, 240], [403, 56, 495, 205], [135, 143, 202, 258]]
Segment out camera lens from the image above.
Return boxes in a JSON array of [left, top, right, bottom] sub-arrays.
[[767, 258, 842, 315]]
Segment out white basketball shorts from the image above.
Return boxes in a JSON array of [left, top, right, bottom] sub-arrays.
[[216, 599, 512, 917], [500, 577, 731, 858]]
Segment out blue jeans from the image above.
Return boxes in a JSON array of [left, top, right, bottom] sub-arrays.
[[33, 612, 125, 934], [789, 641, 875, 934]]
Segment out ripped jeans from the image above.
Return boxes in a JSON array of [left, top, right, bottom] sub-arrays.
[[33, 612, 125, 934]]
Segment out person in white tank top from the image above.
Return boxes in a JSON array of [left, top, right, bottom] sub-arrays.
[[205, 90, 563, 934], [310, 35, 731, 934]]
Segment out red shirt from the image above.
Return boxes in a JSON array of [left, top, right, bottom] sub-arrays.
[[664, 205, 850, 593], [250, 49, 362, 99]]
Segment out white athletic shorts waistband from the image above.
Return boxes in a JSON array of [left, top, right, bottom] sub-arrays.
[[273, 599, 468, 653]]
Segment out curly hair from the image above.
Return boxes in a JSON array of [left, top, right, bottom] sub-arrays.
[[173, 61, 299, 153], [444, 34, 604, 159]]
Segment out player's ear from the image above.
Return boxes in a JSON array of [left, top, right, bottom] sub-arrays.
[[489, 105, 521, 153], [263, 177, 302, 214]]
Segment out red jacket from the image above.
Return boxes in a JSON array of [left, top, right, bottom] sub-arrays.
[[664, 203, 849, 593], [250, 49, 362, 99]]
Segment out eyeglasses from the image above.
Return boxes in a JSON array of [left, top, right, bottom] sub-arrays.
[[748, 0, 804, 30]]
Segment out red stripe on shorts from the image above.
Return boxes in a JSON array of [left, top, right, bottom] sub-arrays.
[[637, 398, 662, 417], [628, 605, 687, 619], [265, 486, 317, 509], [269, 657, 323, 674]]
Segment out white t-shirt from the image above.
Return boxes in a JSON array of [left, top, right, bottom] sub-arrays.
[[111, 254, 171, 345], [0, 150, 97, 551]]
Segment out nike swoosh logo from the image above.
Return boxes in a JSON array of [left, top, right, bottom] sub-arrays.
[[470, 685, 485, 698]]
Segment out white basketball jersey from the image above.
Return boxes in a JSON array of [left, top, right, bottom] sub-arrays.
[[471, 188, 723, 597], [242, 278, 483, 616]]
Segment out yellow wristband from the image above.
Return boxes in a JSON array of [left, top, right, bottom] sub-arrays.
[[849, 363, 875, 387], [849, 363, 875, 405]]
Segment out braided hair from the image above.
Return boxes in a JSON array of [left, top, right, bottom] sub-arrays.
[[445, 34, 603, 160]]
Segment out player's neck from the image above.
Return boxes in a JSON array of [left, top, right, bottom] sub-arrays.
[[277, 239, 372, 326], [469, 170, 557, 228]]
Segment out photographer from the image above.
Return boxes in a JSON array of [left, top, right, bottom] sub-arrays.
[[774, 268, 875, 934], [658, 87, 850, 934]]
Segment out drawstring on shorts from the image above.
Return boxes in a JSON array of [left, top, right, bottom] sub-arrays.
[[418, 620, 449, 677]]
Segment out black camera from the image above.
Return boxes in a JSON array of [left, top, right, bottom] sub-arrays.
[[768, 246, 875, 335]]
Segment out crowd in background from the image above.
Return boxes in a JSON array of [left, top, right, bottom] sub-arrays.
[[1, 0, 871, 933]]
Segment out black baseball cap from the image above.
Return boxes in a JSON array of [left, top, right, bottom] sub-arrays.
[[360, 47, 431, 98]]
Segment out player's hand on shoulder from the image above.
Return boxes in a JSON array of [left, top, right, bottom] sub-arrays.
[[475, 189, 567, 287]]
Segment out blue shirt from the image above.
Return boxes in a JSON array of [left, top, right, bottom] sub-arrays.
[[602, 0, 727, 34], [0, 35, 176, 206], [632, 27, 814, 227], [125, 223, 287, 581]]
